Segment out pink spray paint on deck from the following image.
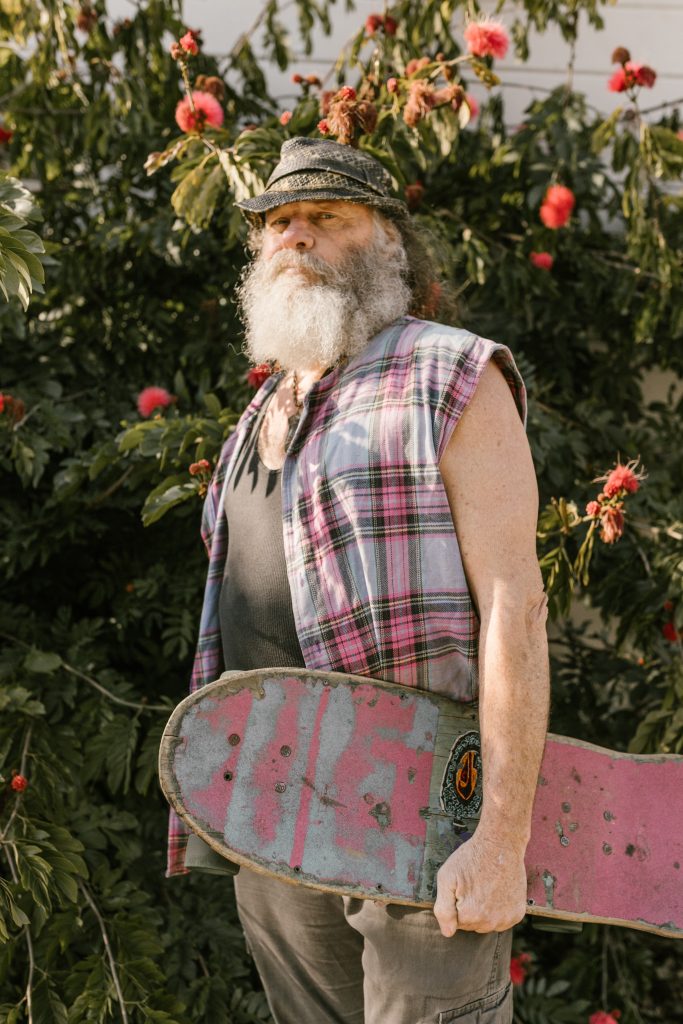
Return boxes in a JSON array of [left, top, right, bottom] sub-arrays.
[[182, 690, 256, 831], [528, 741, 683, 926], [320, 686, 432, 883]]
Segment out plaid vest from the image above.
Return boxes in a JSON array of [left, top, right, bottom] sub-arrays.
[[166, 316, 526, 875]]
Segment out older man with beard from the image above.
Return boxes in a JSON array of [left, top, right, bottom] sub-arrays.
[[167, 138, 549, 1024]]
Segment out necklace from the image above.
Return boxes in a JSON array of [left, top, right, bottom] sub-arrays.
[[285, 369, 303, 449]]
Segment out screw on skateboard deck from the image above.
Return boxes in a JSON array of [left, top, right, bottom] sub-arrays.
[[159, 668, 683, 940]]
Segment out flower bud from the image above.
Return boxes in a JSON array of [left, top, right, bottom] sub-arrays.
[[611, 46, 631, 65]]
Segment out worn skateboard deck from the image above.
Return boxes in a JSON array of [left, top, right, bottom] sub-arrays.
[[159, 669, 683, 939]]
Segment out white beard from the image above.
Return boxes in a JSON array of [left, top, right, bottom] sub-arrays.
[[237, 222, 411, 371]]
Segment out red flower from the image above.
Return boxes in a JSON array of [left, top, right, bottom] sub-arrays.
[[247, 363, 273, 389], [608, 62, 656, 92], [404, 182, 425, 211], [603, 463, 641, 498], [662, 621, 680, 642], [180, 30, 199, 55], [383, 16, 398, 36], [280, 110, 293, 126], [0, 125, 13, 144], [317, 119, 331, 135], [387, 77, 399, 94], [11, 774, 28, 792], [137, 386, 174, 418], [175, 91, 224, 133], [599, 505, 625, 545], [630, 62, 656, 88], [339, 86, 356, 101], [589, 1012, 621, 1024], [189, 459, 211, 476], [530, 251, 553, 271], [292, 73, 303, 84], [365, 13, 383, 35], [540, 184, 575, 229], [463, 18, 509, 60], [585, 500, 601, 517], [608, 66, 630, 92], [509, 952, 531, 986], [0, 393, 4, 413]]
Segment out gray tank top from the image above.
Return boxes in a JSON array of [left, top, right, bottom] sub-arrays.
[[219, 393, 305, 671]]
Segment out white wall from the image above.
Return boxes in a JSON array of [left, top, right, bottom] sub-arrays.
[[121, 0, 681, 126]]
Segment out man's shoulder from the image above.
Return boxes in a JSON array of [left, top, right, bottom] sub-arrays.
[[394, 317, 497, 365]]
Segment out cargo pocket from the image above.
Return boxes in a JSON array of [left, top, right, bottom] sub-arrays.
[[436, 982, 512, 1023]]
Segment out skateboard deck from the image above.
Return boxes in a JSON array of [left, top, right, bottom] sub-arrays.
[[159, 668, 683, 940]]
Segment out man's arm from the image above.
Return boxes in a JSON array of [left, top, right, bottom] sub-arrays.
[[434, 359, 550, 936]]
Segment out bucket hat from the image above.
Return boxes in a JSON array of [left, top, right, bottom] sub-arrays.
[[235, 137, 408, 220]]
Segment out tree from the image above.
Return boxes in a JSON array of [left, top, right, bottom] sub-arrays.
[[1, 1, 681, 1021]]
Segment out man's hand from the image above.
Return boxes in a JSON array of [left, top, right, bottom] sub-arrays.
[[433, 833, 528, 937]]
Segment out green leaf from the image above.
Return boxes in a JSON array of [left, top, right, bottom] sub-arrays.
[[24, 649, 63, 674]]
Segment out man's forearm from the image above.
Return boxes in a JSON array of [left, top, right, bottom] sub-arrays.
[[475, 589, 550, 852]]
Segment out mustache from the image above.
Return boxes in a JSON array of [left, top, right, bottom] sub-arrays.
[[258, 249, 347, 286]]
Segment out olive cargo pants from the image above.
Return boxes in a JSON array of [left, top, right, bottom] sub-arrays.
[[234, 867, 513, 1024]]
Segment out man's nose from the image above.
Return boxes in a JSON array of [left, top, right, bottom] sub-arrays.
[[279, 217, 314, 250]]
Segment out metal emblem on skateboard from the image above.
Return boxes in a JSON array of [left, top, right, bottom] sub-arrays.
[[440, 731, 483, 818]]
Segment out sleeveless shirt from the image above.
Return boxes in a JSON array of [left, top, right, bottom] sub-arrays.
[[167, 316, 526, 876]]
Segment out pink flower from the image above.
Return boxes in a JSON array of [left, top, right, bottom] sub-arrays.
[[603, 463, 641, 498], [463, 18, 509, 60], [175, 91, 224, 133], [540, 184, 575, 229], [405, 57, 430, 76], [509, 952, 531, 985], [387, 77, 399, 94], [179, 30, 199, 55], [530, 251, 553, 270], [585, 500, 601, 517], [280, 110, 293, 126], [189, 459, 211, 476], [0, 125, 13, 144], [11, 774, 28, 792], [599, 505, 625, 545], [247, 363, 273, 389], [464, 93, 479, 119], [589, 1013, 621, 1024], [137, 386, 174, 418]]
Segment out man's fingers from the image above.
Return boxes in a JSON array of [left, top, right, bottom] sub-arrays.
[[433, 872, 459, 937]]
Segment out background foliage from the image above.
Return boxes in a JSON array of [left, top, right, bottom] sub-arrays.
[[1, 0, 682, 1021]]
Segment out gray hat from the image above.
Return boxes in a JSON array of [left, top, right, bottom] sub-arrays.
[[235, 137, 408, 220]]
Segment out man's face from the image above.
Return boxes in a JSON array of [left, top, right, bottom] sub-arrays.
[[260, 199, 377, 272], [238, 198, 410, 372]]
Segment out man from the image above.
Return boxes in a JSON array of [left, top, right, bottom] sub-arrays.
[[167, 137, 549, 1023]]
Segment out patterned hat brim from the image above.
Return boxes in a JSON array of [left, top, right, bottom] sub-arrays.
[[236, 185, 408, 220]]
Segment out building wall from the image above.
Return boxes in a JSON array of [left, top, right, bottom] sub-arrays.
[[157, 0, 681, 126]]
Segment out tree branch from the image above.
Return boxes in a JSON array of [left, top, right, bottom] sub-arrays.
[[79, 882, 130, 1024]]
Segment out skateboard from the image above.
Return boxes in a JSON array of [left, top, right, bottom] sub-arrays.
[[159, 668, 683, 940]]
